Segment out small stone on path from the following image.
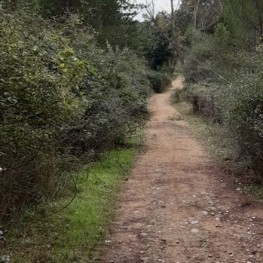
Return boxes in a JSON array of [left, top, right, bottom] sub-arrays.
[[191, 228, 200, 234]]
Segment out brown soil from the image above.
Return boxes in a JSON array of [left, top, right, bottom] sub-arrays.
[[100, 77, 263, 263]]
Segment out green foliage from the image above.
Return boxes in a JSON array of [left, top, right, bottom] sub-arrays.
[[67, 45, 150, 155], [148, 70, 171, 93], [0, 9, 86, 217], [178, 0, 263, 183], [0, 6, 150, 219], [182, 44, 263, 183], [183, 25, 234, 83], [136, 18, 175, 94], [140, 16, 173, 71], [36, 0, 143, 48], [224, 0, 263, 48], [7, 146, 138, 262], [219, 49, 263, 181]]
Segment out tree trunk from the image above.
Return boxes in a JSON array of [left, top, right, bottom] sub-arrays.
[[193, 0, 200, 29], [253, 0, 263, 36]]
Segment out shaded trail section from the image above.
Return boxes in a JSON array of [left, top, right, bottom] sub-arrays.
[[101, 77, 263, 263]]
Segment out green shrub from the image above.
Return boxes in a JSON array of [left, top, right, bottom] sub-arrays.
[[148, 71, 171, 93], [183, 26, 234, 84], [65, 42, 150, 156], [179, 83, 222, 123], [0, 8, 151, 219], [219, 49, 263, 182], [183, 47, 263, 183], [0, 9, 87, 218]]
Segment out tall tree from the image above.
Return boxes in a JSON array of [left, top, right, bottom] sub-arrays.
[[180, 0, 224, 31]]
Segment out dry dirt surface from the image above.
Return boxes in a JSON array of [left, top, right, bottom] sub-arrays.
[[100, 77, 263, 263]]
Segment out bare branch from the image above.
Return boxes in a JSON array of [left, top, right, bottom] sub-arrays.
[[145, 0, 155, 20]]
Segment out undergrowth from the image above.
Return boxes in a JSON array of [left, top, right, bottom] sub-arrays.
[[2, 142, 139, 262]]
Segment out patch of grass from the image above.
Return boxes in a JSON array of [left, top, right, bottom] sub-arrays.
[[3, 145, 139, 262], [168, 114, 183, 121], [243, 185, 263, 200]]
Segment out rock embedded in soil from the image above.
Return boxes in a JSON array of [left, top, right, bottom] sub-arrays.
[[191, 228, 200, 234]]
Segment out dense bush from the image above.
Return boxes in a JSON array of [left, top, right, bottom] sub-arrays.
[[0, 8, 150, 219], [183, 25, 234, 84], [219, 49, 263, 182], [148, 70, 171, 93], [165, 0, 263, 186], [0, 10, 86, 217], [179, 83, 222, 123], [66, 45, 150, 156], [180, 31, 263, 183], [177, 0, 263, 183]]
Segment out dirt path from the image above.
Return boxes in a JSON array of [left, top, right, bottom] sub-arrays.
[[101, 77, 263, 263]]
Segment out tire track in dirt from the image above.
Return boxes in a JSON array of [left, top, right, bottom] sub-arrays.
[[100, 77, 263, 263]]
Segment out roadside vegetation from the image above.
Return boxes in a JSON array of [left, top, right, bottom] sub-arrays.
[[0, 0, 151, 221], [0, 0, 178, 221], [173, 101, 263, 199], [172, 0, 263, 194], [6, 146, 139, 262]]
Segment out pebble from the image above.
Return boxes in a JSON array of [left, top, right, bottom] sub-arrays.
[[190, 220, 199, 225], [0, 255, 10, 263], [202, 211, 209, 215], [141, 257, 149, 262], [141, 233, 148, 238], [191, 228, 200, 234]]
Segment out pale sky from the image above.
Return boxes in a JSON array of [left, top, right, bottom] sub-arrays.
[[134, 0, 181, 20]]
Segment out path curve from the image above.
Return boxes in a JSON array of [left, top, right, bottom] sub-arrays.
[[101, 77, 263, 263]]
